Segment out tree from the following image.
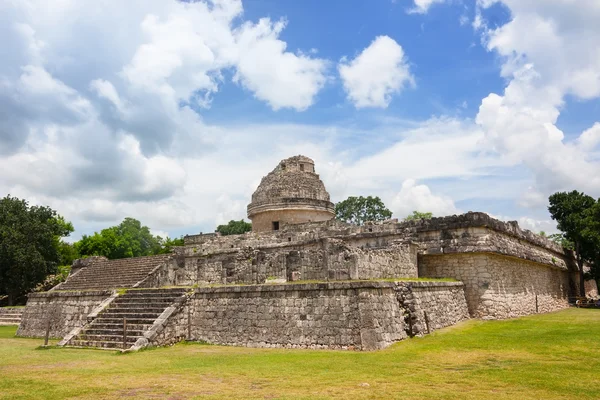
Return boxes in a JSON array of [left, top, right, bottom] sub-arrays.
[[548, 191, 600, 296], [57, 241, 79, 266], [76, 218, 162, 259], [403, 211, 433, 221], [547, 233, 574, 250], [0, 195, 73, 305], [216, 220, 252, 236], [156, 236, 185, 254], [335, 196, 392, 226]]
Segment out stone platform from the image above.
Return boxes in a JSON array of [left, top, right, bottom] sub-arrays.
[[0, 307, 23, 326], [18, 281, 469, 351]]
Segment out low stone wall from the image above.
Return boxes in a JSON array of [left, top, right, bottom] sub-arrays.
[[150, 280, 469, 351], [151, 281, 406, 350], [158, 239, 417, 287], [395, 281, 469, 336], [0, 307, 24, 325], [17, 290, 112, 338], [419, 253, 570, 319], [585, 279, 599, 298]]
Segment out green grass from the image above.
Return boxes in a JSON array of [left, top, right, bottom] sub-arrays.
[[1, 309, 599, 399]]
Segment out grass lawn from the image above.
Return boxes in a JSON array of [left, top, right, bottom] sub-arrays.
[[1, 308, 599, 399]]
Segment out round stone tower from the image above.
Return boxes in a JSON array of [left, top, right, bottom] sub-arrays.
[[247, 155, 335, 232]]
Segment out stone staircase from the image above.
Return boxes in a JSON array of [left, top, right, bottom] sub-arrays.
[[65, 288, 188, 350], [58, 255, 170, 290], [0, 307, 23, 325]]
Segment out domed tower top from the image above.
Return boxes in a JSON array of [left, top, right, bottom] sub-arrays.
[[247, 155, 335, 232]]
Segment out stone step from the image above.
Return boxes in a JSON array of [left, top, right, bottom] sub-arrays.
[[110, 297, 177, 307], [81, 328, 147, 336], [93, 317, 157, 325], [75, 334, 141, 343], [66, 273, 153, 279], [0, 321, 21, 325], [96, 312, 163, 319], [0, 313, 22, 318], [104, 306, 169, 313], [123, 290, 187, 296], [68, 340, 131, 349], [85, 323, 151, 332]]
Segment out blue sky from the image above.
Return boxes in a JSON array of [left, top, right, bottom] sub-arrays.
[[1, 0, 600, 240]]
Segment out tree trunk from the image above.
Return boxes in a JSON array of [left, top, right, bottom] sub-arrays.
[[576, 242, 586, 298], [7, 293, 14, 307], [579, 264, 586, 298]]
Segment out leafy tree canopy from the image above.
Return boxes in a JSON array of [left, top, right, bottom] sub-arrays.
[[216, 220, 252, 236], [335, 196, 392, 226], [547, 233, 574, 250], [548, 190, 600, 295], [0, 195, 73, 305], [156, 236, 185, 254], [75, 217, 176, 259], [403, 211, 434, 221]]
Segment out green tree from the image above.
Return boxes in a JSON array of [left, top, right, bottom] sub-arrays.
[[0, 195, 73, 305], [156, 236, 185, 254], [57, 241, 79, 266], [548, 191, 600, 296], [335, 196, 392, 226], [547, 233, 574, 250], [75, 218, 162, 259], [216, 220, 252, 236], [403, 211, 434, 221]]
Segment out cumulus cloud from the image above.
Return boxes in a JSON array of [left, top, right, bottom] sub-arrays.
[[0, 0, 333, 237], [474, 0, 600, 200], [391, 179, 459, 219], [338, 36, 414, 108], [233, 19, 329, 111], [491, 214, 558, 235], [408, 0, 447, 14]]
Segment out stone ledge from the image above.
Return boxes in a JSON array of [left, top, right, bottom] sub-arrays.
[[27, 290, 113, 298], [194, 280, 463, 294], [403, 212, 565, 255]]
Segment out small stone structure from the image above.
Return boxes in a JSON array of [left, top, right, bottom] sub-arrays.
[[17, 155, 599, 351], [0, 307, 24, 326], [247, 156, 335, 232]]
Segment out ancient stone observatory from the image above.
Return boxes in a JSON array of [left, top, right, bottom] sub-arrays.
[[247, 155, 335, 232], [15, 155, 599, 352]]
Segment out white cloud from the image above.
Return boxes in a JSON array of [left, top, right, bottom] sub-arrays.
[[577, 122, 600, 150], [391, 179, 459, 219], [338, 36, 414, 108], [517, 186, 547, 209], [0, 0, 335, 239], [408, 0, 446, 14], [491, 214, 558, 235], [4, 0, 598, 242], [474, 0, 600, 201], [233, 19, 329, 111]]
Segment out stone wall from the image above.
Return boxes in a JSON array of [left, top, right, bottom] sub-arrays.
[[150, 280, 469, 351], [151, 282, 406, 350], [155, 239, 417, 287], [419, 253, 570, 319], [415, 226, 570, 270], [353, 243, 417, 280], [585, 279, 599, 298], [249, 208, 335, 233], [0, 307, 24, 325], [394, 281, 469, 336], [17, 290, 112, 338]]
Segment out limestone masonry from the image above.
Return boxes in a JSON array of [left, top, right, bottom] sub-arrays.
[[16, 155, 599, 351]]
